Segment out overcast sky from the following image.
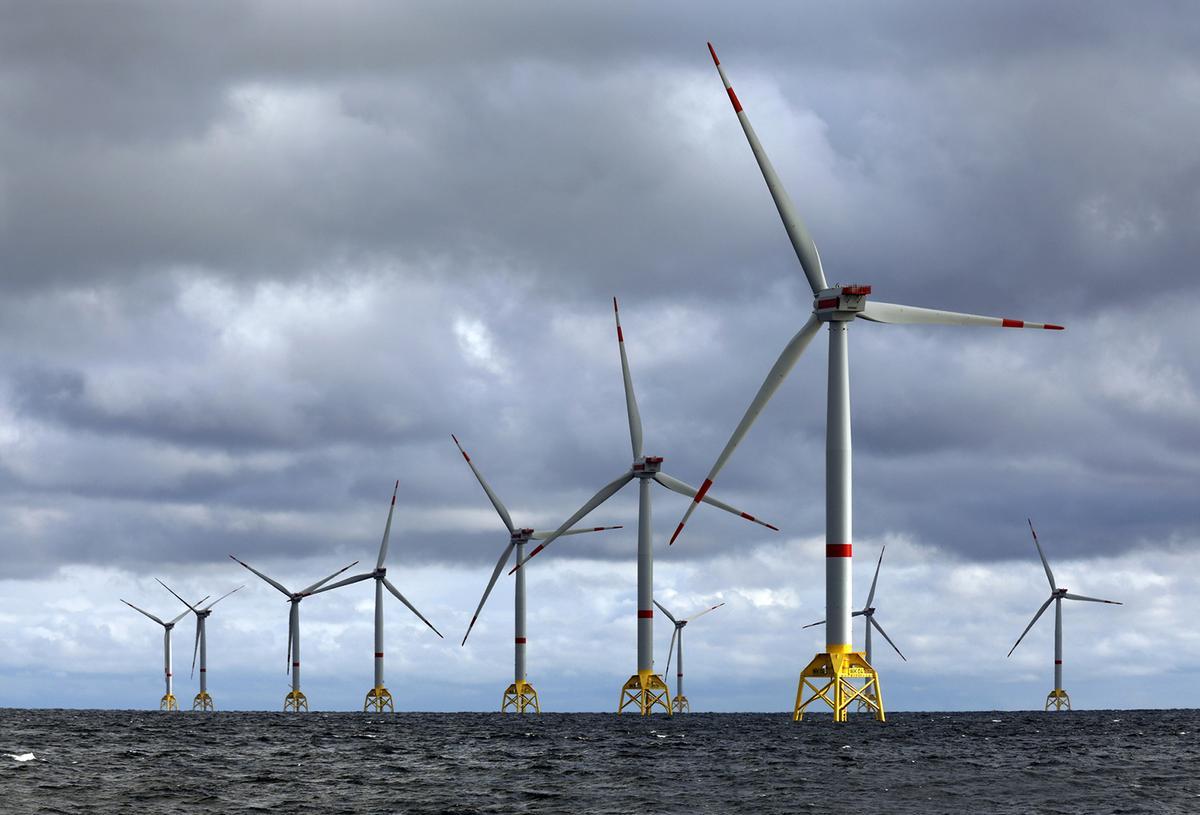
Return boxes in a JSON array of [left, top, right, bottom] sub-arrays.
[[1, 1, 1197, 713]]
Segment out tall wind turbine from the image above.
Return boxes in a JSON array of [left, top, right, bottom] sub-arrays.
[[1008, 519, 1121, 711], [654, 599, 724, 713], [803, 546, 906, 710], [120, 595, 208, 711], [515, 298, 778, 715], [303, 481, 445, 713], [228, 555, 360, 712], [669, 43, 1065, 722], [453, 434, 622, 713], [158, 581, 243, 711]]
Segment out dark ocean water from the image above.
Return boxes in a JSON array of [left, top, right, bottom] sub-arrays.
[[1, 709, 1197, 814]]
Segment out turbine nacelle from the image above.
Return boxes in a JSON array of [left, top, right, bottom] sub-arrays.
[[632, 455, 664, 477], [510, 528, 537, 544], [815, 285, 872, 322]]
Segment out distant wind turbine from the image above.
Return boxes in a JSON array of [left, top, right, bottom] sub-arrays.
[[158, 581, 243, 711], [1008, 519, 1121, 711], [453, 434, 621, 713], [304, 481, 445, 713], [654, 599, 724, 713], [228, 555, 359, 712], [120, 594, 208, 711]]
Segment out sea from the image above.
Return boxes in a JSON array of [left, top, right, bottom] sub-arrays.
[[1, 709, 1196, 814]]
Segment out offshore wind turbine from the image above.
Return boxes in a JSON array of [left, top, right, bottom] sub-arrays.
[[304, 481, 445, 713], [654, 599, 724, 713], [229, 555, 360, 712], [516, 298, 777, 715], [1008, 519, 1121, 711], [120, 595, 208, 710], [803, 546, 906, 710], [453, 434, 622, 713], [158, 581, 243, 711], [670, 42, 1064, 722]]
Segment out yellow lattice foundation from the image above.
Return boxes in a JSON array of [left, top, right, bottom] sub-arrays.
[[1045, 689, 1071, 711], [192, 691, 214, 712], [793, 652, 885, 722], [618, 671, 672, 716], [160, 693, 178, 711], [501, 680, 540, 713], [364, 686, 394, 713], [672, 694, 690, 714], [283, 689, 309, 712]]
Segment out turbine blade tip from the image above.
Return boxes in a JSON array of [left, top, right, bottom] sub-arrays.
[[669, 522, 685, 545], [707, 42, 719, 65], [1046, 324, 1065, 330]]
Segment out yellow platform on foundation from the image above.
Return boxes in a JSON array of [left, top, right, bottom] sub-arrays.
[[618, 671, 672, 716], [364, 686, 394, 713], [1045, 688, 1071, 711], [502, 680, 540, 713], [283, 689, 309, 712], [794, 652, 885, 722], [192, 691, 214, 712], [672, 694, 690, 714], [160, 693, 178, 712]]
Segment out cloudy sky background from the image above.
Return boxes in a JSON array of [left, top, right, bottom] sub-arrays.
[[1, 1, 1197, 712]]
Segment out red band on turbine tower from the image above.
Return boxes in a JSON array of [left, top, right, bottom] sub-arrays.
[[638, 609, 653, 619], [1055, 660, 1062, 664], [826, 544, 852, 558], [515, 637, 527, 644]]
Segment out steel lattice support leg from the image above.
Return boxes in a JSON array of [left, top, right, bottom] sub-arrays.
[[364, 686, 394, 713], [793, 652, 884, 722], [192, 692, 214, 712], [160, 694, 179, 712], [1045, 689, 1071, 711], [618, 671, 672, 716], [283, 690, 309, 712], [672, 695, 690, 714], [501, 680, 540, 713]]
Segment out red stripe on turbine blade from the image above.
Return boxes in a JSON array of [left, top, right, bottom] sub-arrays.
[[638, 610, 653, 618], [707, 42, 719, 66], [826, 544, 852, 558], [1002, 318, 1025, 328], [1045, 324, 1065, 330], [617, 325, 624, 342], [529, 545, 544, 558], [515, 637, 527, 644], [727, 86, 743, 112], [669, 522, 686, 545], [693, 478, 713, 505]]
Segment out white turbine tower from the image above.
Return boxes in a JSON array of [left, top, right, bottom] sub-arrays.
[[670, 43, 1065, 722], [158, 581, 243, 711], [228, 555, 360, 712], [803, 546, 906, 710], [453, 434, 622, 713], [120, 595, 208, 711], [303, 481, 445, 713], [654, 599, 725, 713], [1008, 519, 1121, 711], [516, 297, 778, 715]]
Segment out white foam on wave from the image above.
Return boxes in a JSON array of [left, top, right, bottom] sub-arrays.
[[7, 753, 35, 762]]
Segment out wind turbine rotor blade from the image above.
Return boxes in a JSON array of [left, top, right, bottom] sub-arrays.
[[1027, 519, 1057, 591], [866, 545, 886, 608], [304, 572, 373, 596], [168, 608, 192, 626], [383, 578, 444, 639], [157, 579, 199, 613], [664, 627, 678, 679], [655, 472, 778, 532], [532, 524, 623, 539], [858, 301, 1064, 331], [801, 618, 827, 629], [1007, 596, 1054, 657], [708, 42, 828, 295], [869, 616, 907, 661], [1064, 593, 1122, 605], [121, 599, 165, 626], [511, 470, 635, 573], [653, 599, 678, 624], [613, 297, 644, 459], [377, 480, 400, 569], [190, 621, 201, 678], [451, 436, 515, 535], [287, 602, 296, 675], [204, 585, 244, 610], [669, 315, 820, 545], [300, 560, 361, 596], [462, 542, 516, 646], [686, 601, 725, 623], [228, 555, 292, 597]]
